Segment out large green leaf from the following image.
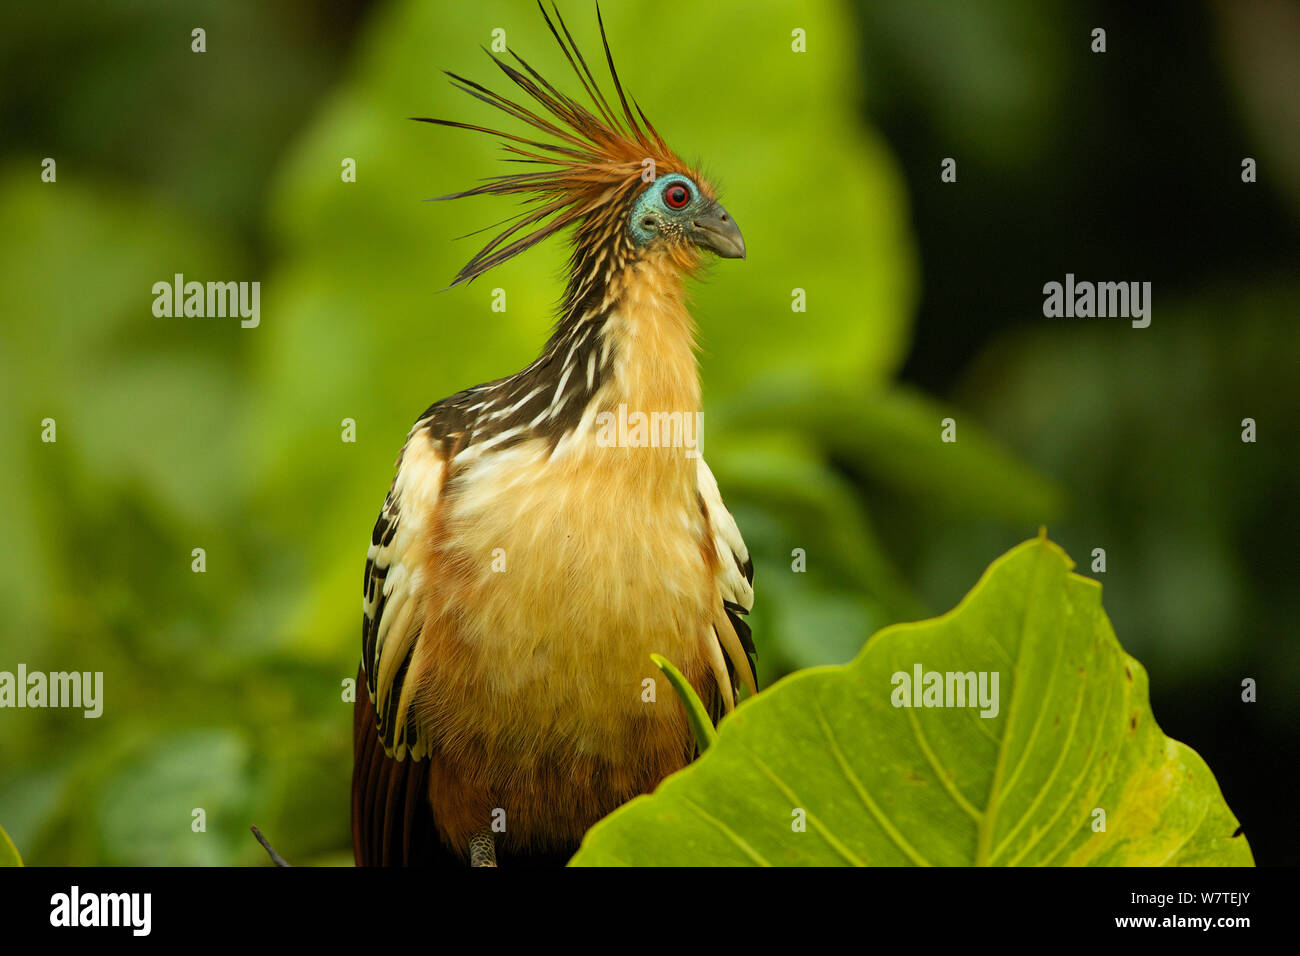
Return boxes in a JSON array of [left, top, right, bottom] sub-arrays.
[[571, 535, 1252, 865]]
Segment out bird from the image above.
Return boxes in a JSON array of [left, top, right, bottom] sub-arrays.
[[351, 2, 756, 867]]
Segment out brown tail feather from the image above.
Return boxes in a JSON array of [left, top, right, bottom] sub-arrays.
[[351, 666, 457, 867]]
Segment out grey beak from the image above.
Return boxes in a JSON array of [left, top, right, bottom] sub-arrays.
[[690, 203, 746, 259]]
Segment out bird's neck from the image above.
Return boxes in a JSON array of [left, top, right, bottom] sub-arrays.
[[601, 251, 701, 417], [544, 245, 702, 420]]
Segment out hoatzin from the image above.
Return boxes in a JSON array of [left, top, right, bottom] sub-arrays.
[[352, 4, 755, 867]]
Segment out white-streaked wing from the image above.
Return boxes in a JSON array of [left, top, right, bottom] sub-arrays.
[[362, 429, 445, 761], [698, 457, 757, 713]]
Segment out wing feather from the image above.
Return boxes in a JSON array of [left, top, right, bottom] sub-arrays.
[[362, 430, 445, 761], [698, 458, 757, 710], [353, 427, 447, 865]]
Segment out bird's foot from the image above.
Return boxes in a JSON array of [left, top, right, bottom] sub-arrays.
[[469, 827, 497, 867]]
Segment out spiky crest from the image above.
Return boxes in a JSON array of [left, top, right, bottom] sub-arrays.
[[412, 3, 709, 291]]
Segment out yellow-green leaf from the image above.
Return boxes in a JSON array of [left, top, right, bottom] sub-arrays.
[[572, 536, 1252, 866], [0, 824, 22, 867], [651, 653, 717, 754]]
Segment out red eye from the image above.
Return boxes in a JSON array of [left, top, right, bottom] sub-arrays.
[[663, 182, 691, 209]]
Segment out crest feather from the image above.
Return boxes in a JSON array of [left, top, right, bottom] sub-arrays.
[[412, 2, 700, 285]]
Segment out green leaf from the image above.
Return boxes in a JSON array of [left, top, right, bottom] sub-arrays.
[[0, 824, 22, 866], [572, 536, 1252, 866], [720, 379, 1065, 524], [651, 654, 717, 754], [707, 432, 924, 623]]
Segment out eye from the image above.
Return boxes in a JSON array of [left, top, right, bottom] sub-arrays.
[[663, 182, 691, 210]]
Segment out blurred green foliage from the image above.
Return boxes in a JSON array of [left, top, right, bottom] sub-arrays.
[[0, 0, 1294, 864]]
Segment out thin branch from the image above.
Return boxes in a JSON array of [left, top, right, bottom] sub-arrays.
[[250, 825, 291, 867]]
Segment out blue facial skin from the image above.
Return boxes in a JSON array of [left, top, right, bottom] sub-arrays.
[[628, 173, 704, 247]]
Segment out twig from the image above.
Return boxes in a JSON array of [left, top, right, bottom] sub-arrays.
[[250, 825, 292, 867]]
